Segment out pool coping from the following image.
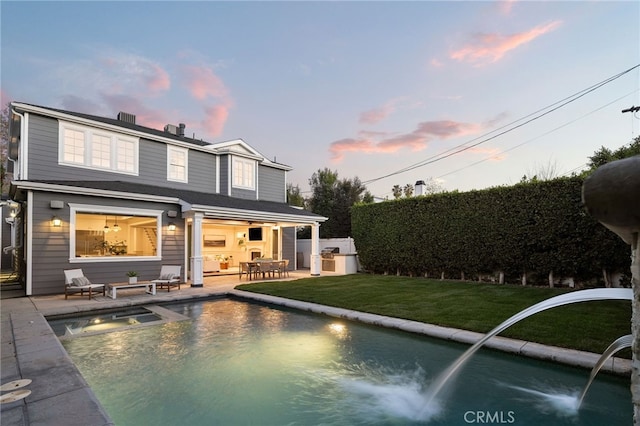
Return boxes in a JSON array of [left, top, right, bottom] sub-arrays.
[[230, 290, 632, 375], [1, 289, 632, 425]]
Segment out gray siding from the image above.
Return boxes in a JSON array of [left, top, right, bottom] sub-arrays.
[[282, 227, 296, 270], [230, 187, 257, 200], [27, 114, 217, 194], [27, 115, 61, 180], [219, 155, 229, 196], [30, 191, 185, 295], [258, 165, 286, 202]]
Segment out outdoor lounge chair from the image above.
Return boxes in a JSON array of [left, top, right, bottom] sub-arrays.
[[63, 269, 106, 300], [151, 265, 182, 292]]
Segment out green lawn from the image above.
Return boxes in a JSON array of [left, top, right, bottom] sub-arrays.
[[237, 274, 631, 355]]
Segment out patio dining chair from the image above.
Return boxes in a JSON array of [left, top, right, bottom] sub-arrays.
[[239, 262, 253, 280], [281, 259, 290, 277], [256, 261, 273, 279], [151, 265, 182, 292], [63, 269, 106, 300]]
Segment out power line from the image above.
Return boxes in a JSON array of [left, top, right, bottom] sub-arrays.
[[434, 89, 639, 180], [361, 64, 640, 186]]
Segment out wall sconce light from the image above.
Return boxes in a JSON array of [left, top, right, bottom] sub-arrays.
[[51, 216, 62, 227], [168, 222, 176, 231]]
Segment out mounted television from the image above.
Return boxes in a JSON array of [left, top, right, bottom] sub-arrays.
[[248, 227, 263, 241]]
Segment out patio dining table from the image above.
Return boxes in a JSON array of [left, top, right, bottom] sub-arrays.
[[240, 260, 285, 280]]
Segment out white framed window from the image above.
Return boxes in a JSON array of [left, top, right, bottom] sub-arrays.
[[68, 204, 162, 262], [91, 133, 111, 168], [59, 121, 139, 175], [63, 128, 85, 164], [167, 146, 188, 183], [117, 138, 136, 173], [232, 156, 255, 189]]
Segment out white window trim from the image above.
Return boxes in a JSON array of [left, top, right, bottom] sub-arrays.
[[167, 145, 188, 183], [58, 120, 139, 175], [232, 155, 256, 190], [68, 203, 162, 263]]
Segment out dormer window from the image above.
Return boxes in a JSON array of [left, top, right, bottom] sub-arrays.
[[59, 121, 138, 175], [232, 156, 255, 189], [167, 146, 188, 183]]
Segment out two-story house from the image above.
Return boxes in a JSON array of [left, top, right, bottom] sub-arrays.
[[6, 102, 327, 295]]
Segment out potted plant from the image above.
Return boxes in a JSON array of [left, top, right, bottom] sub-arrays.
[[126, 271, 138, 284]]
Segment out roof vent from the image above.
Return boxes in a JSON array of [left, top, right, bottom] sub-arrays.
[[164, 124, 177, 135], [178, 123, 185, 137], [117, 112, 136, 124]]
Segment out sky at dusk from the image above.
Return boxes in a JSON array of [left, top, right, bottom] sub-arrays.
[[1, 1, 639, 199]]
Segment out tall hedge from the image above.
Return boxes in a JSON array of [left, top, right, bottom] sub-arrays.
[[351, 177, 630, 285]]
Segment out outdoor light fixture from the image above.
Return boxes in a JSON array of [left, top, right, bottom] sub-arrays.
[[168, 222, 176, 231], [51, 216, 62, 227]]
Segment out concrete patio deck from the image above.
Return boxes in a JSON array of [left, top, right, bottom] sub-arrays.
[[1, 271, 632, 425]]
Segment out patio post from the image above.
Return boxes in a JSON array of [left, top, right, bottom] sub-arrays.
[[190, 212, 204, 287], [310, 222, 321, 276]]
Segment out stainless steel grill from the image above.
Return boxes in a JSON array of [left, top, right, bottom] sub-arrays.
[[321, 247, 339, 271]]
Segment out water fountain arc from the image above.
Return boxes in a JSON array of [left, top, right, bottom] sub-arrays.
[[421, 287, 632, 415], [577, 334, 633, 407]]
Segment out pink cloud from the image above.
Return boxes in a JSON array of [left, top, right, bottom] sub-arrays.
[[430, 58, 445, 68], [147, 64, 171, 92], [100, 93, 171, 130], [414, 120, 482, 139], [101, 54, 171, 95], [0, 89, 12, 108], [360, 106, 393, 125], [329, 119, 487, 162], [183, 66, 228, 100], [202, 104, 230, 137], [450, 20, 562, 66], [359, 97, 419, 125], [465, 147, 507, 161], [498, 0, 517, 15]]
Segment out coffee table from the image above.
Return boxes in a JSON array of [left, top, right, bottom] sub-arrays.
[[106, 282, 156, 299]]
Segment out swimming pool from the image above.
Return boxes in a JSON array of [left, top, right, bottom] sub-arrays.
[[58, 298, 631, 425]]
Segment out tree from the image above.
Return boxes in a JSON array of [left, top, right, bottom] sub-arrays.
[[392, 178, 444, 198], [392, 185, 402, 199], [523, 159, 560, 182], [586, 136, 640, 172], [0, 104, 10, 195], [403, 184, 414, 198], [286, 183, 305, 207], [306, 168, 370, 238]]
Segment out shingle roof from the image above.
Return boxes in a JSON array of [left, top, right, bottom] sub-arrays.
[[15, 102, 212, 147], [26, 180, 324, 220]]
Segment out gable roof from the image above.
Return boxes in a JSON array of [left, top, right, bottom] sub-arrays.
[[11, 180, 326, 224], [10, 102, 292, 170]]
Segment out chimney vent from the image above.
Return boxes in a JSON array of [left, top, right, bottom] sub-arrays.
[[117, 112, 136, 124], [415, 180, 426, 196], [178, 123, 185, 137], [164, 124, 178, 135]]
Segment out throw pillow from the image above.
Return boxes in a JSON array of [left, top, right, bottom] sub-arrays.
[[71, 276, 91, 287], [160, 273, 175, 280]]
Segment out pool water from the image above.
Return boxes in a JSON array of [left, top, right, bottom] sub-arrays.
[[49, 307, 163, 338], [60, 298, 632, 425]]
